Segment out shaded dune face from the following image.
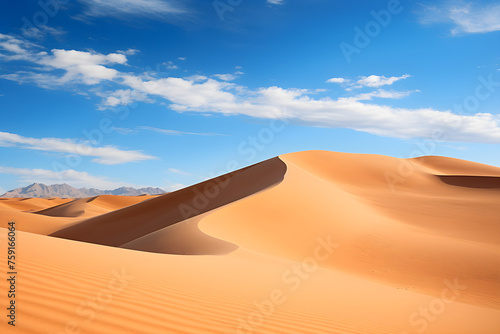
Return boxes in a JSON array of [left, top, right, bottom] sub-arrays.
[[121, 214, 239, 255], [437, 175, 500, 188], [50, 157, 287, 251], [34, 197, 98, 218], [31, 195, 160, 219]]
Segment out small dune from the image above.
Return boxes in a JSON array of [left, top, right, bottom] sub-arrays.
[[35, 197, 93, 217]]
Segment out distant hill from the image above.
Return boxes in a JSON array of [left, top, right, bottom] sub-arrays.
[[1, 183, 166, 198]]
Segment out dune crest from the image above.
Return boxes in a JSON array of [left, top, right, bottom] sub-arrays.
[[34, 197, 95, 217], [49, 157, 287, 247]]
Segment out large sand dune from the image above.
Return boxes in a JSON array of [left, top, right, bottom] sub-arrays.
[[1, 150, 499, 334]]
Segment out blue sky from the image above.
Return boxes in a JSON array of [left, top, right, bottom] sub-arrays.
[[0, 0, 499, 193]]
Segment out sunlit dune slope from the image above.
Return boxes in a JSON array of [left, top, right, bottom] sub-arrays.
[[201, 151, 500, 307]]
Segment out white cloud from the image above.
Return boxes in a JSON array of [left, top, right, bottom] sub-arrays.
[[0, 33, 41, 61], [168, 168, 191, 176], [326, 74, 410, 88], [184, 74, 208, 82], [39, 49, 127, 85], [0, 71, 63, 89], [112, 127, 137, 134], [163, 180, 186, 192], [138, 126, 226, 136], [326, 77, 347, 84], [213, 73, 236, 81], [126, 80, 500, 143], [99, 89, 151, 108], [166, 61, 178, 69], [95, 75, 500, 143], [123, 76, 236, 111], [1, 38, 499, 144], [76, 0, 187, 19], [350, 89, 416, 101], [178, 57, 186, 61], [0, 167, 136, 189], [46, 49, 127, 67], [0, 39, 129, 86], [118, 48, 140, 55], [449, 3, 500, 34], [356, 74, 411, 88], [418, 2, 500, 35], [22, 25, 66, 40], [0, 132, 156, 165], [267, 0, 285, 5]]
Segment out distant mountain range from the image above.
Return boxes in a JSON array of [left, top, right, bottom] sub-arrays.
[[1, 183, 166, 198]]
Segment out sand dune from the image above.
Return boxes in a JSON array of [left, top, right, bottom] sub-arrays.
[[34, 195, 160, 219], [411, 155, 500, 176], [50, 157, 286, 247], [121, 214, 239, 255], [0, 195, 156, 235], [35, 197, 96, 218], [1, 150, 499, 334], [0, 197, 72, 212], [87, 194, 158, 211]]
